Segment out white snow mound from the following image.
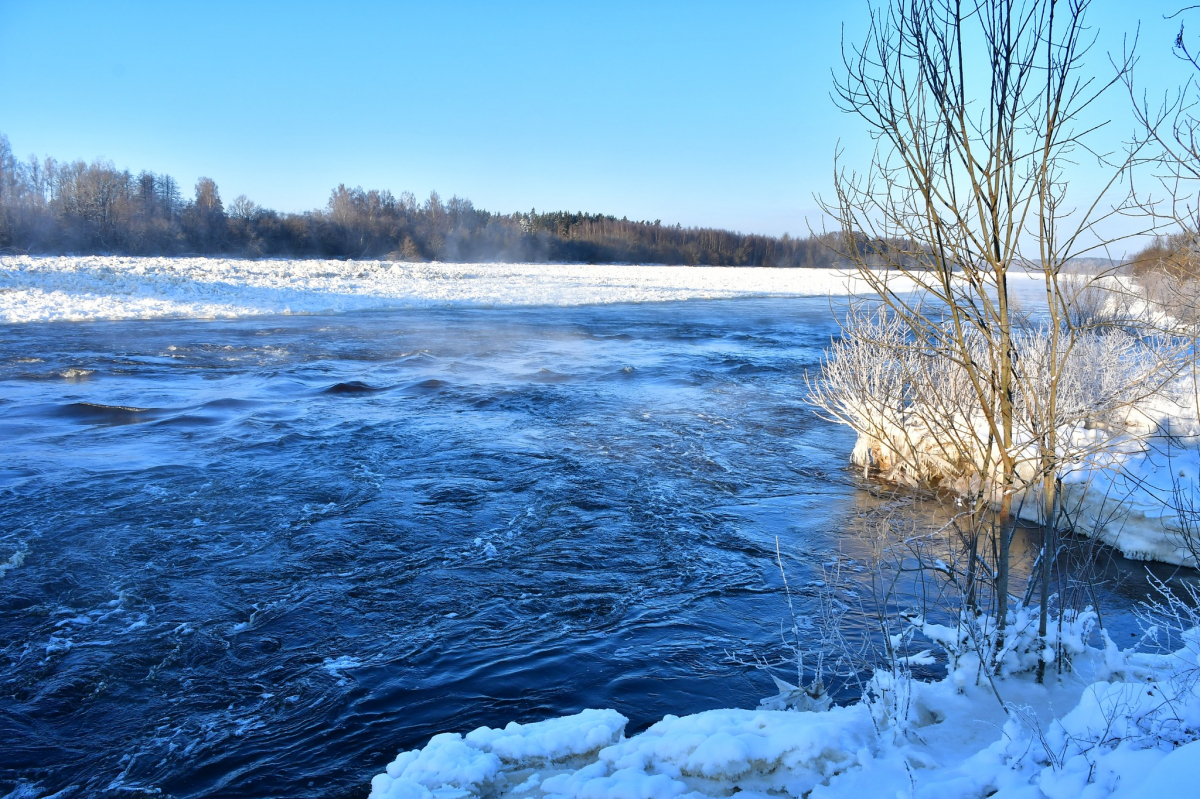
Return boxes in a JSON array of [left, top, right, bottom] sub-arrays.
[[369, 709, 627, 799]]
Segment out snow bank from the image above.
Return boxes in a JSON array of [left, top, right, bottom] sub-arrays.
[[1052, 398, 1200, 568], [369, 709, 627, 799], [368, 620, 1200, 798], [849, 391, 1200, 568]]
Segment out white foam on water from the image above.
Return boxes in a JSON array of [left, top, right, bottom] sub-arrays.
[[0, 546, 26, 579], [323, 656, 363, 685]]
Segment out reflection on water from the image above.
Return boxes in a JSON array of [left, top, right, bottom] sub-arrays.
[[0, 298, 1166, 798]]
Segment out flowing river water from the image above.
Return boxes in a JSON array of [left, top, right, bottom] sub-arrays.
[[0, 297, 1160, 798]]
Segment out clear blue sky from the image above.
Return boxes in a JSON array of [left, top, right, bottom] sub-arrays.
[[0, 1, 1189, 237]]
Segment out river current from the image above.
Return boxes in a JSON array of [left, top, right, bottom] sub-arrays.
[[0, 298, 880, 797]]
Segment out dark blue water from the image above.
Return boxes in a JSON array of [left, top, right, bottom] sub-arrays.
[[0, 298, 890, 798]]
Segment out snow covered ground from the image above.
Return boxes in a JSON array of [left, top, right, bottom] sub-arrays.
[[1052, 394, 1200, 568], [368, 613, 1200, 799], [0, 256, 1063, 323]]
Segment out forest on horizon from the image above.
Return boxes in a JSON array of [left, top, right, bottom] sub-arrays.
[[0, 134, 844, 266]]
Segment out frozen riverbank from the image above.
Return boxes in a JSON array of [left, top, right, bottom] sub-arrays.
[[368, 614, 1200, 799], [848, 388, 1200, 569]]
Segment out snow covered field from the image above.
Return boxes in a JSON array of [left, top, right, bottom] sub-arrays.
[[0, 255, 1062, 323], [369, 612, 1200, 799]]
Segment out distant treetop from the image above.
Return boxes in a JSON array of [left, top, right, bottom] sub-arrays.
[[0, 133, 855, 267]]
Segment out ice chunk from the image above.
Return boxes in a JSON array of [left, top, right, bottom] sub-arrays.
[[370, 710, 627, 799], [371, 734, 501, 799], [464, 708, 627, 764]]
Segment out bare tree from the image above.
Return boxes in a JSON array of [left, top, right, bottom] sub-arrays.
[[229, 194, 259, 222], [1123, 6, 1200, 569], [814, 0, 1174, 682]]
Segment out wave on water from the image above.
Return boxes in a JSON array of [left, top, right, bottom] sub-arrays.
[[54, 402, 160, 425], [323, 381, 385, 395]]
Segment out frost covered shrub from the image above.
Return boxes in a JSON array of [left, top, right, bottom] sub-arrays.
[[913, 605, 1099, 682], [1060, 273, 1129, 330], [811, 308, 1172, 497], [1015, 327, 1165, 434], [809, 307, 986, 489]]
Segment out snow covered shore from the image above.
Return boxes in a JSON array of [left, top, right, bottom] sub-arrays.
[[368, 615, 1200, 799], [848, 390, 1200, 569], [814, 304, 1200, 569]]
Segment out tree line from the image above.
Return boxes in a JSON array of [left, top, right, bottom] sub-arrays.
[[0, 134, 845, 266]]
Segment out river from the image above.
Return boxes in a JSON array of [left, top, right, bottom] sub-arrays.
[[1, 297, 887, 797]]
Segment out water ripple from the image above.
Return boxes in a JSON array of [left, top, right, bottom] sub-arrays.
[[1, 299, 872, 798]]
